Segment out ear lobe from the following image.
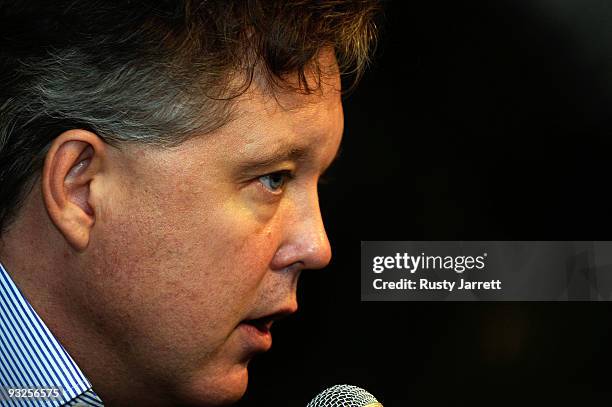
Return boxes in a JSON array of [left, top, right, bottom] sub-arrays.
[[42, 130, 105, 252]]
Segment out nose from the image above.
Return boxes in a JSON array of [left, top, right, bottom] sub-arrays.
[[270, 191, 332, 272]]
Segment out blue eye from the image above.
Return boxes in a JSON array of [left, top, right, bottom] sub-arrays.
[[259, 171, 290, 192]]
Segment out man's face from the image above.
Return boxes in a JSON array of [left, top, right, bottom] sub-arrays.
[[75, 56, 343, 404]]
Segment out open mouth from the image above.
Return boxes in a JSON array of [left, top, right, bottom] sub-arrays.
[[242, 316, 274, 334]]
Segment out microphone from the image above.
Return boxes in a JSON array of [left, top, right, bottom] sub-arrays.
[[306, 384, 383, 407]]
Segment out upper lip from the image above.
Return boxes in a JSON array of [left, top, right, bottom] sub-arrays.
[[243, 306, 297, 330]]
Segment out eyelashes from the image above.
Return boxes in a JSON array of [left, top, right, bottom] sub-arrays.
[[258, 170, 293, 193], [256, 169, 334, 196]]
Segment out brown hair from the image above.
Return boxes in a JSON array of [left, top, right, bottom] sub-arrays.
[[0, 0, 380, 233]]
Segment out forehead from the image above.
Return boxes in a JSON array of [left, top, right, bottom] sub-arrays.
[[229, 73, 343, 154], [119, 51, 343, 174], [216, 47, 341, 147]]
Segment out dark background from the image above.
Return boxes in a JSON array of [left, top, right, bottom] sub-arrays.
[[237, 1, 612, 405]]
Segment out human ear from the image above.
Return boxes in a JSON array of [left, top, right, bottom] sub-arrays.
[[41, 129, 106, 252]]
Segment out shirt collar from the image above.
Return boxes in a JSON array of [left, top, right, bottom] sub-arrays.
[[0, 262, 104, 406]]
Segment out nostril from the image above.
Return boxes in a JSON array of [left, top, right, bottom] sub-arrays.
[[281, 262, 304, 273]]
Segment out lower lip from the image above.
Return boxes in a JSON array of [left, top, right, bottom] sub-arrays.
[[238, 322, 272, 352]]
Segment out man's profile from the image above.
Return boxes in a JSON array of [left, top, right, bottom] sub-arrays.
[[0, 1, 378, 405]]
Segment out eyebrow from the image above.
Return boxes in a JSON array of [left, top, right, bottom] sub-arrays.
[[235, 142, 342, 174], [237, 145, 309, 171]]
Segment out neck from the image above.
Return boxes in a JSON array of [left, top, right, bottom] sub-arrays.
[[0, 198, 175, 406]]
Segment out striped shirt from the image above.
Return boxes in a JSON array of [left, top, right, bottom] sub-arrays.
[[0, 263, 104, 406]]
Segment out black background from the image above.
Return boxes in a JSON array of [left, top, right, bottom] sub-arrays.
[[237, 1, 612, 405]]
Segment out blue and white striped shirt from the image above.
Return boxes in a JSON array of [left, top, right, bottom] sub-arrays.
[[0, 263, 104, 406]]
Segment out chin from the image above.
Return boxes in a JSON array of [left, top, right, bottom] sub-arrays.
[[178, 364, 250, 406]]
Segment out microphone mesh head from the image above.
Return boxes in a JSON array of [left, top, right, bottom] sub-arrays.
[[306, 384, 380, 407]]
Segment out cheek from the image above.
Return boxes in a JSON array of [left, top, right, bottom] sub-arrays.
[[200, 198, 279, 275], [90, 181, 281, 323], [80, 184, 283, 384]]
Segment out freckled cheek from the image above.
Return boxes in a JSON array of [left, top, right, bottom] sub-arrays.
[[206, 204, 280, 269], [99, 184, 281, 285]]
